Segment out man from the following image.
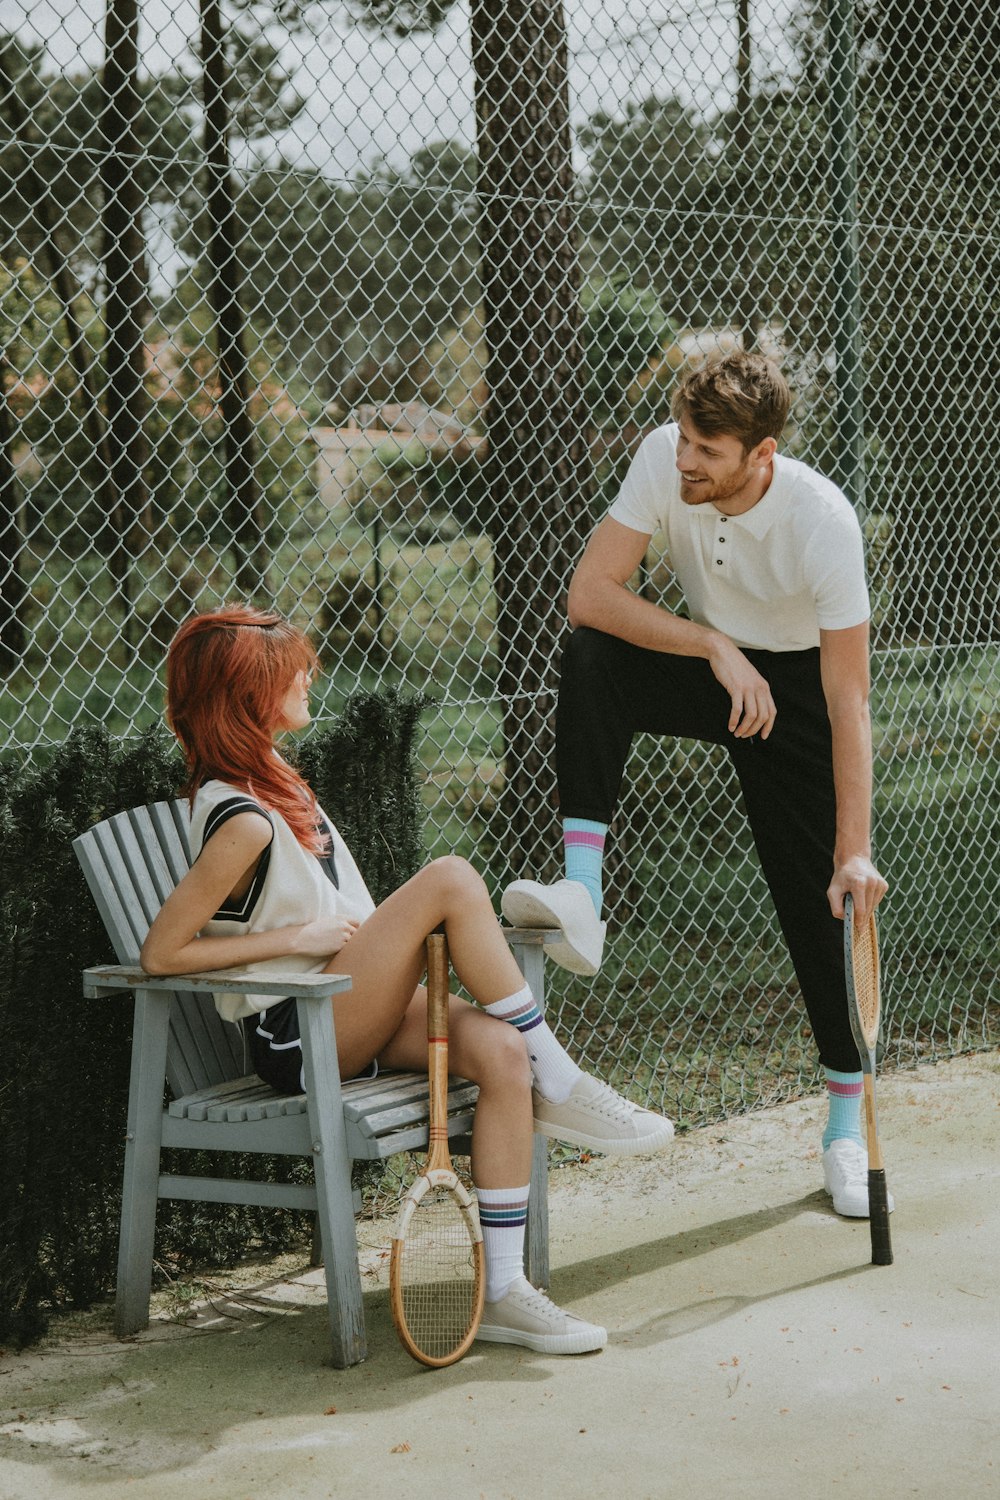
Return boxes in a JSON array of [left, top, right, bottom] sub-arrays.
[[502, 351, 891, 1218]]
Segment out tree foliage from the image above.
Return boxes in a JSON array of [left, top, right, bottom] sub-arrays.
[[216, 141, 480, 408], [579, 96, 719, 329], [787, 0, 1000, 641], [581, 275, 675, 432]]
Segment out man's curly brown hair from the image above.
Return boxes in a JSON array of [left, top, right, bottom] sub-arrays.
[[672, 351, 790, 452]]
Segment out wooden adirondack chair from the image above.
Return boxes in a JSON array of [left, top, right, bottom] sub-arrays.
[[73, 798, 551, 1368]]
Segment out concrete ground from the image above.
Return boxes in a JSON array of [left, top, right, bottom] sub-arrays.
[[1, 1051, 998, 1500]]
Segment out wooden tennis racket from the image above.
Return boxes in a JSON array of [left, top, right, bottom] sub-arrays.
[[843, 893, 893, 1266], [389, 930, 485, 1366]]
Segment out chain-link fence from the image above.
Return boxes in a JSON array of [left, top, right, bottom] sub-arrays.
[[2, 0, 997, 1125]]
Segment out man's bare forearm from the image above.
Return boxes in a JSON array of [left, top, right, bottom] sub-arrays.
[[829, 703, 875, 863], [568, 572, 722, 658]]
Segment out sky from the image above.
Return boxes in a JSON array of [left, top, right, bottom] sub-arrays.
[[3, 0, 798, 180]]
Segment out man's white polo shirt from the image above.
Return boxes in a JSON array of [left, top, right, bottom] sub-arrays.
[[608, 422, 870, 652]]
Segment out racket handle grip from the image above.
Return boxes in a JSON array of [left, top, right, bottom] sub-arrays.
[[868, 1169, 893, 1265]]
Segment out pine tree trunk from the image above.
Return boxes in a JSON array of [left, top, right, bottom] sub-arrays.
[[0, 353, 26, 672], [200, 0, 267, 598], [100, 0, 150, 641], [471, 0, 592, 877]]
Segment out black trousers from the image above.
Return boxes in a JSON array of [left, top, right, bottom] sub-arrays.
[[555, 626, 860, 1072]]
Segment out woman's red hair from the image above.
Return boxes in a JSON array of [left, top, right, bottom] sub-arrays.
[[167, 604, 327, 854]]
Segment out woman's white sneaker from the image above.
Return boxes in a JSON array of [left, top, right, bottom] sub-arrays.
[[823, 1139, 896, 1218], [475, 1277, 607, 1354], [532, 1073, 674, 1155]]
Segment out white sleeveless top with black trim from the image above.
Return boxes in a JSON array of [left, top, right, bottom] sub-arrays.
[[188, 778, 376, 1023]]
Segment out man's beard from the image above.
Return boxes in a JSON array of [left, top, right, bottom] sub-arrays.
[[679, 458, 753, 508]]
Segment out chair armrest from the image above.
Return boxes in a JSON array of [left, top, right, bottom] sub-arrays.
[[82, 963, 351, 1002], [502, 927, 562, 946]]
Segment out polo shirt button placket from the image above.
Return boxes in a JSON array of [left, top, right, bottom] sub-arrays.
[[716, 515, 727, 567]]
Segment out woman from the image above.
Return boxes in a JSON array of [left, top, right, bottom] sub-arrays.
[[141, 604, 672, 1355]]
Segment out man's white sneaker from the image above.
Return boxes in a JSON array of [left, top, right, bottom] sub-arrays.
[[532, 1073, 675, 1155], [475, 1277, 607, 1355], [823, 1138, 896, 1218], [501, 878, 606, 976]]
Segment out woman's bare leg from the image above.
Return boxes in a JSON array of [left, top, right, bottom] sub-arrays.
[[320, 856, 534, 1187], [325, 856, 609, 1348], [323, 855, 526, 1075], [378, 990, 534, 1189]]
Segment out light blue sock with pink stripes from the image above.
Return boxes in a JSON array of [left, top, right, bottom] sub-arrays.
[[484, 984, 582, 1103], [823, 1068, 865, 1149], [477, 1184, 530, 1302], [563, 817, 607, 917]]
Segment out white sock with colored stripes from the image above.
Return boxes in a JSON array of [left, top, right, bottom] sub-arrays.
[[477, 1184, 530, 1303], [822, 1068, 865, 1149], [563, 817, 607, 917], [483, 984, 582, 1104]]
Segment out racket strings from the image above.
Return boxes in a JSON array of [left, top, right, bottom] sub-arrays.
[[396, 1187, 482, 1361], [851, 918, 881, 1047]]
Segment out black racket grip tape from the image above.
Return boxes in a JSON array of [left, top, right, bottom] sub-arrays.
[[868, 1169, 893, 1265]]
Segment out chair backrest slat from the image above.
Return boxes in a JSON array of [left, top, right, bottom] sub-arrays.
[[75, 821, 151, 963], [167, 983, 246, 1096], [142, 799, 192, 884], [107, 809, 175, 932], [74, 799, 246, 1097]]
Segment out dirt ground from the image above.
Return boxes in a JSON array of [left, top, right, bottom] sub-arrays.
[[1, 1050, 998, 1500]]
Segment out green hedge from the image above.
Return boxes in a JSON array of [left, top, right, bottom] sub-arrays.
[[0, 688, 428, 1348]]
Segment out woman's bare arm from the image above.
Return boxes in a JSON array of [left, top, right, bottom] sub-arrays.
[[139, 811, 357, 974]]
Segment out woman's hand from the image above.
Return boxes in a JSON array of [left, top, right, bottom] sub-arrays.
[[294, 914, 361, 958]]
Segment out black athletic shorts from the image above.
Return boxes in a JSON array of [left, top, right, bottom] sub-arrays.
[[243, 996, 378, 1095]]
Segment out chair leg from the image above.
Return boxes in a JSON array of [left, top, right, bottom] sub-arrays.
[[506, 935, 552, 1290], [298, 1000, 368, 1368], [115, 991, 171, 1337], [525, 1133, 551, 1288]]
